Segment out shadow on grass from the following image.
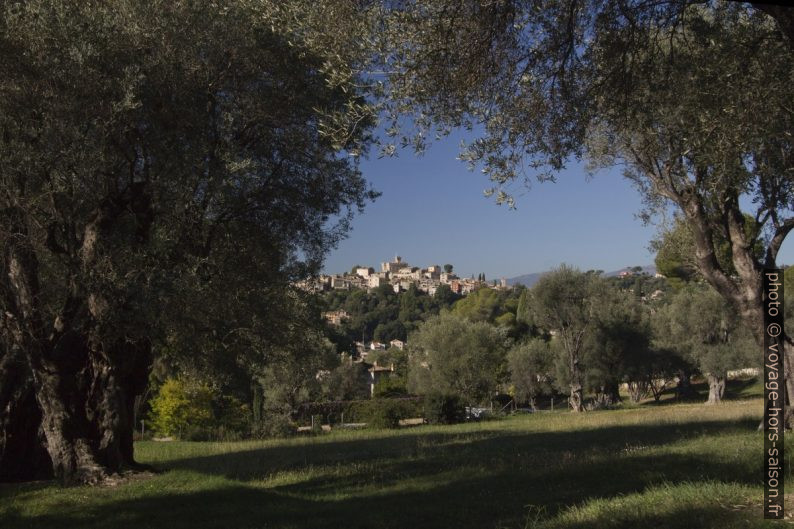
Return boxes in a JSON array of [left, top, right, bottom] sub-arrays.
[[155, 417, 759, 482], [640, 377, 762, 407], [3, 416, 768, 529], [3, 451, 765, 529], [525, 503, 766, 529], [723, 377, 763, 400]]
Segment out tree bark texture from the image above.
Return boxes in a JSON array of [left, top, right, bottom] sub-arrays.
[[568, 349, 584, 412], [597, 381, 622, 407], [569, 377, 583, 413], [705, 373, 726, 405], [30, 334, 151, 484], [2, 206, 151, 484]]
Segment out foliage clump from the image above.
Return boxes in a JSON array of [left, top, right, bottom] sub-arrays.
[[149, 379, 215, 438], [407, 313, 507, 406], [423, 393, 466, 425]]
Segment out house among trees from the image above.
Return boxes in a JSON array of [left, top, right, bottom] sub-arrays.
[[339, 352, 397, 399], [323, 310, 350, 326], [368, 361, 395, 397], [389, 339, 405, 350]]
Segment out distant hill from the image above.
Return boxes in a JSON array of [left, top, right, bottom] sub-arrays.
[[507, 265, 657, 287], [506, 272, 546, 288], [603, 265, 657, 278]]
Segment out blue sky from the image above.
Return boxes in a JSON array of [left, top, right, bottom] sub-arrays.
[[324, 133, 794, 280]]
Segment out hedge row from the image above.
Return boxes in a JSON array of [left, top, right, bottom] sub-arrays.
[[293, 394, 466, 429]]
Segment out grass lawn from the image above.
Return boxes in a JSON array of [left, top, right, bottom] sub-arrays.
[[1, 378, 791, 528]]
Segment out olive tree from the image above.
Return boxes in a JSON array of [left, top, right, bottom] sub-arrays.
[[407, 313, 507, 405], [524, 266, 600, 412], [654, 285, 758, 404], [583, 285, 651, 407], [372, 1, 794, 422], [507, 338, 553, 410], [0, 1, 376, 483]]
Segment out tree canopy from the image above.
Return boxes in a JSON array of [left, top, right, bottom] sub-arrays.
[[373, 0, 793, 332], [523, 265, 601, 412], [653, 284, 757, 404], [582, 285, 651, 407], [407, 313, 507, 405], [507, 338, 553, 409], [371, 0, 794, 420], [0, 1, 377, 483]]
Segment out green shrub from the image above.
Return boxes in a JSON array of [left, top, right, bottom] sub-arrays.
[[366, 400, 403, 429], [212, 425, 244, 442], [148, 378, 215, 438], [252, 413, 295, 439], [340, 398, 422, 428], [215, 395, 250, 433], [148, 378, 253, 441], [341, 400, 370, 423], [424, 393, 465, 424], [182, 425, 212, 442], [295, 401, 350, 425], [372, 375, 408, 398]]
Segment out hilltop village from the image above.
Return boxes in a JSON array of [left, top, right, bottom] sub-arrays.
[[298, 255, 510, 297]]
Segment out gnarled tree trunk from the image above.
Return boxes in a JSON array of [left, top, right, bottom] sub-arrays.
[[627, 380, 649, 403], [569, 379, 583, 412], [568, 343, 584, 412], [8, 333, 152, 484], [2, 205, 151, 484], [595, 381, 621, 407], [30, 333, 150, 484], [705, 372, 726, 405]]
